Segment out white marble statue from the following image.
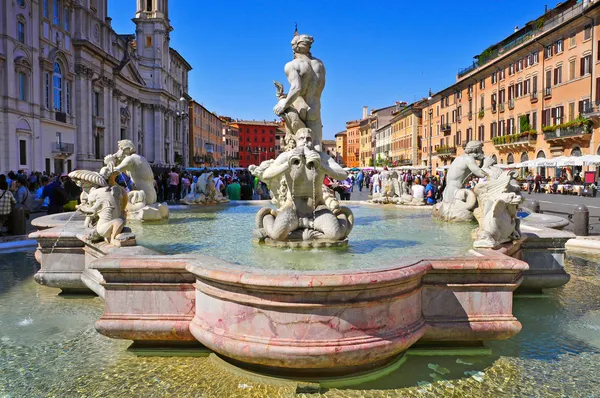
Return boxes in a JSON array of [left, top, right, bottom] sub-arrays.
[[472, 158, 524, 248], [433, 141, 486, 222], [273, 33, 325, 149], [68, 169, 108, 228], [100, 139, 168, 221], [182, 172, 229, 205], [78, 185, 128, 244]]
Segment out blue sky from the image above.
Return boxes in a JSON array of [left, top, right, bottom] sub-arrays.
[[108, 0, 552, 139]]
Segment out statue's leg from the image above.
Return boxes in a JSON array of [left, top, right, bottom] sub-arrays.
[[264, 206, 297, 241]]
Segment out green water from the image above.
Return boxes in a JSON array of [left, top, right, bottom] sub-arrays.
[[1, 250, 599, 397], [133, 204, 475, 271]]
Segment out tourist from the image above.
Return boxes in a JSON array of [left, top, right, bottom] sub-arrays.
[[526, 173, 534, 194], [14, 177, 33, 218], [226, 178, 241, 200], [371, 171, 381, 194], [411, 177, 425, 202], [168, 168, 179, 201], [357, 170, 364, 192], [340, 176, 353, 200], [534, 173, 542, 193], [35, 176, 50, 211], [424, 178, 437, 205], [240, 181, 253, 200], [0, 180, 17, 235], [181, 174, 191, 199], [42, 177, 68, 214]]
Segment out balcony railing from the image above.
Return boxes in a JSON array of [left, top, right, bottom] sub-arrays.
[[544, 87, 552, 98], [508, 99, 515, 110], [435, 147, 457, 155], [457, 1, 587, 78], [492, 105, 497, 113], [93, 116, 105, 128], [544, 125, 592, 140], [51, 142, 74, 154], [468, 111, 473, 120], [499, 103, 505, 113], [493, 133, 537, 147], [530, 92, 538, 102], [55, 112, 67, 123], [441, 123, 451, 132]]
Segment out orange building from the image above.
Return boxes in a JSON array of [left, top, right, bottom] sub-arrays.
[[335, 131, 347, 166], [345, 120, 361, 167], [420, 0, 600, 177], [189, 101, 224, 167]]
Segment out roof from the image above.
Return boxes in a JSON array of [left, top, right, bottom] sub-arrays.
[[321, 140, 336, 146], [169, 48, 192, 71], [231, 120, 280, 127], [335, 131, 347, 137]]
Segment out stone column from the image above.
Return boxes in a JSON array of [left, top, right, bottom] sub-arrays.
[[154, 106, 163, 164], [74, 64, 88, 161], [132, 100, 139, 152]]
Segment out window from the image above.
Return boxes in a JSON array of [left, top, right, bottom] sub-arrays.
[[146, 0, 153, 12], [524, 79, 530, 95], [509, 63, 515, 75], [499, 68, 505, 80], [66, 81, 71, 114], [43, 0, 48, 18], [456, 90, 462, 100], [44, 72, 50, 108], [516, 82, 522, 97], [581, 55, 592, 76], [569, 32, 576, 48], [542, 109, 551, 127], [545, 45, 553, 59], [491, 72, 497, 84], [569, 58, 576, 80], [531, 111, 537, 130], [18, 72, 27, 101], [480, 94, 484, 110], [145, 36, 152, 47], [64, 7, 69, 31], [532, 75, 538, 93], [53, 0, 61, 25], [479, 79, 485, 89], [19, 140, 27, 166], [17, 21, 25, 43], [554, 66, 562, 85], [491, 122, 497, 138], [478, 125, 485, 142], [584, 24, 592, 41], [532, 51, 539, 64], [53, 62, 62, 111], [556, 39, 563, 53], [545, 70, 552, 89]]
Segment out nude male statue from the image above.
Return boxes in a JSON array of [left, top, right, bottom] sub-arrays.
[[442, 140, 488, 204], [256, 128, 350, 241], [273, 34, 325, 148]]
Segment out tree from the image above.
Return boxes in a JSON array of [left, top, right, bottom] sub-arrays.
[[368, 158, 374, 167], [376, 153, 383, 167]]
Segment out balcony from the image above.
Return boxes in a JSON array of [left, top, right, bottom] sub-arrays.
[[93, 116, 105, 128], [530, 92, 538, 103], [499, 103, 505, 113], [51, 142, 74, 154], [544, 87, 552, 98], [55, 112, 67, 123], [492, 105, 497, 114], [440, 123, 451, 134], [492, 132, 537, 151], [456, 1, 588, 78], [508, 99, 515, 110], [544, 124, 592, 143], [434, 146, 457, 160], [478, 109, 485, 119]]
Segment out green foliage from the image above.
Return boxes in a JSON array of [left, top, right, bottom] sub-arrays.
[[436, 145, 457, 154], [368, 158, 374, 167], [542, 116, 593, 133], [519, 115, 531, 133], [478, 109, 485, 119]]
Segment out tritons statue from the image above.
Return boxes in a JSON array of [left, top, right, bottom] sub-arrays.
[[251, 33, 353, 247], [472, 157, 524, 248], [371, 170, 424, 206], [433, 141, 486, 222], [100, 140, 169, 221], [182, 172, 229, 205]]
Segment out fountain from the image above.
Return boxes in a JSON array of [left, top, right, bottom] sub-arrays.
[[24, 33, 575, 386]]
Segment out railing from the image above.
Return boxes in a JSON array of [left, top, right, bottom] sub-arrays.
[[492, 105, 497, 113], [493, 133, 537, 147], [457, 1, 587, 78], [51, 142, 74, 153], [435, 147, 457, 155], [93, 116, 105, 128], [581, 103, 597, 115], [441, 123, 451, 132], [544, 125, 591, 140], [468, 111, 473, 120], [55, 112, 67, 123], [499, 103, 505, 112], [508, 99, 515, 110], [544, 87, 552, 97], [530, 92, 538, 101]]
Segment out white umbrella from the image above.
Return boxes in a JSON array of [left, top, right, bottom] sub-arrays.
[[556, 156, 583, 167], [580, 154, 600, 165]]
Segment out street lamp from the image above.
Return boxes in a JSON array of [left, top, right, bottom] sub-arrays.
[[428, 97, 433, 176]]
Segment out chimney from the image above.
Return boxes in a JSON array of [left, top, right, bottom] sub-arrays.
[[362, 106, 368, 119]]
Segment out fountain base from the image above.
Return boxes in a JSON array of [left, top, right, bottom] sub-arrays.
[[255, 237, 349, 248]]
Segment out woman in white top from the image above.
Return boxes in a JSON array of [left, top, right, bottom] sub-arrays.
[[411, 178, 425, 201]]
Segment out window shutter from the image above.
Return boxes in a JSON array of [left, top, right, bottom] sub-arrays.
[[596, 77, 600, 103], [542, 110, 547, 126], [581, 58, 585, 76], [579, 100, 584, 115]]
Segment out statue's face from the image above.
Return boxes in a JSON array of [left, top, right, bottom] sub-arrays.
[[296, 131, 313, 149], [293, 40, 312, 54]]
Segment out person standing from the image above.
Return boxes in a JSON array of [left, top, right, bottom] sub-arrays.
[[0, 180, 17, 234], [15, 177, 33, 218], [424, 178, 437, 205], [168, 168, 179, 201], [534, 173, 542, 193], [226, 178, 241, 200], [357, 170, 364, 192], [371, 171, 381, 194]]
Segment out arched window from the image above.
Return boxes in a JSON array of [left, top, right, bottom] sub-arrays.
[[507, 153, 515, 164], [571, 146, 582, 157], [521, 152, 529, 162], [53, 61, 62, 112]]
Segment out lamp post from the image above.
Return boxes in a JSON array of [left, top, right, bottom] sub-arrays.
[[428, 106, 433, 176]]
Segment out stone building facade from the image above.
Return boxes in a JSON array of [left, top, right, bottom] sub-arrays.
[[0, 0, 191, 175], [390, 101, 424, 166], [221, 117, 240, 168], [335, 131, 346, 167], [189, 101, 223, 167]]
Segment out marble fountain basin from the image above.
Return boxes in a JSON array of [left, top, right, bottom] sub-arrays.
[[29, 204, 540, 378]]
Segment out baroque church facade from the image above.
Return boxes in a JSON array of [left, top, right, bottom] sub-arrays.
[[0, 0, 191, 175]]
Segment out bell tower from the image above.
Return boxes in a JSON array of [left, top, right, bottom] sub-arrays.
[[133, 0, 172, 89]]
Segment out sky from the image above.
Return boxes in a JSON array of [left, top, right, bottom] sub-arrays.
[[108, 0, 554, 140]]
